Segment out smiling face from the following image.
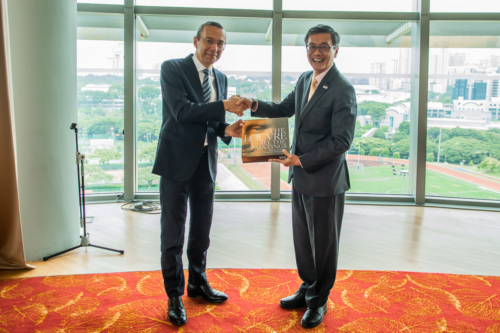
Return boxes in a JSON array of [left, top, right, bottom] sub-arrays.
[[193, 25, 226, 68], [307, 32, 339, 76]]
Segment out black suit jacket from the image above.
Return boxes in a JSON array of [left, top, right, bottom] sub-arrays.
[[252, 64, 357, 197], [152, 54, 231, 182]]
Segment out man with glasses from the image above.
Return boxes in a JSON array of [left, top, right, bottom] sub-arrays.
[[237, 24, 357, 328], [152, 21, 245, 326]]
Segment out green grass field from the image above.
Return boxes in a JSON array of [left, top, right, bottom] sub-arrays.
[[347, 165, 500, 200]]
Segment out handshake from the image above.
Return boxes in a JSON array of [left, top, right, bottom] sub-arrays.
[[223, 95, 253, 117]]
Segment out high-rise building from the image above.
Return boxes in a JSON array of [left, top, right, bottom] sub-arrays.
[[490, 55, 500, 69], [471, 82, 487, 100], [429, 49, 449, 93], [452, 79, 468, 100], [449, 53, 466, 66], [369, 62, 388, 90]]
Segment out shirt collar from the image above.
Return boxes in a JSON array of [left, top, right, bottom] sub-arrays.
[[192, 54, 213, 75], [313, 65, 333, 86]]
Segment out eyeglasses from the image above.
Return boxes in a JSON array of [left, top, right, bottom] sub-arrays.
[[306, 45, 336, 53], [198, 37, 226, 50]]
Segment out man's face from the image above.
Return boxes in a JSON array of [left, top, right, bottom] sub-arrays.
[[193, 25, 226, 68], [307, 32, 339, 73]]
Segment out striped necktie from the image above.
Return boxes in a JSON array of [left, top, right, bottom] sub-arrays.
[[202, 69, 211, 103]]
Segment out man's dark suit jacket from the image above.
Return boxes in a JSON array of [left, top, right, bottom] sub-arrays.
[[152, 54, 231, 181], [253, 64, 357, 197]]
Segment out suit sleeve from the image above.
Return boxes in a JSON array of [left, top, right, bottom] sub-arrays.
[[299, 85, 357, 173], [251, 84, 297, 119], [162, 61, 226, 123]]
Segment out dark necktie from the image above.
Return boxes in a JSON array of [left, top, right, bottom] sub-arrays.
[[202, 69, 211, 103]]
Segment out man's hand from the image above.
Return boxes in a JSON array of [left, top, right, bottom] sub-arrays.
[[225, 119, 244, 138], [269, 150, 301, 167], [223, 95, 247, 117], [236, 97, 253, 110]]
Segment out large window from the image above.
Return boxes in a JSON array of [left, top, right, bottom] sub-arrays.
[[425, 22, 500, 201], [77, 13, 125, 193], [282, 19, 414, 195], [431, 0, 500, 12], [283, 0, 415, 12], [137, 0, 272, 10], [135, 15, 272, 192]]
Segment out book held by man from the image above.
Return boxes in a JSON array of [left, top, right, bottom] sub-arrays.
[[241, 118, 290, 163]]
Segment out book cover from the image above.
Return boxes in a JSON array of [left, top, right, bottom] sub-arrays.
[[241, 118, 290, 163]]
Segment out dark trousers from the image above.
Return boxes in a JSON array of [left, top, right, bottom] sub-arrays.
[[292, 184, 345, 308], [160, 149, 214, 298]]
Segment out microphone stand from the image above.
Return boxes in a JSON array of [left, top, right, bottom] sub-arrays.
[[43, 123, 124, 261]]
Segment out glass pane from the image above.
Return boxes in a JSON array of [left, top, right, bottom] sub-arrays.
[[137, 0, 272, 10], [282, 20, 414, 195], [431, 0, 500, 12], [283, 0, 414, 12], [136, 16, 272, 192], [426, 22, 500, 201], [77, 0, 123, 4], [77, 14, 125, 193]]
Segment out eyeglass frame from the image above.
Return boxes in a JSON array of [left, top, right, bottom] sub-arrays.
[[197, 37, 226, 50], [305, 44, 337, 53]]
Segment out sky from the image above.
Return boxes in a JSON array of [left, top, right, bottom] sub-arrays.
[[78, 40, 500, 75], [77, 0, 500, 13]]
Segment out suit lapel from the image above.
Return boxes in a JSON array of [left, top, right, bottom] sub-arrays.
[[299, 73, 312, 119], [298, 65, 339, 124], [213, 70, 223, 101], [183, 54, 204, 102]]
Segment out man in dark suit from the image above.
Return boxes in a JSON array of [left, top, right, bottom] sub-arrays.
[[238, 25, 357, 328], [152, 21, 245, 326]]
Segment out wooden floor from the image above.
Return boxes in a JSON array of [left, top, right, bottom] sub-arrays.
[[1, 202, 500, 279]]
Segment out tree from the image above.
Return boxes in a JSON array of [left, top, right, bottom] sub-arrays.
[[139, 85, 161, 104], [380, 126, 390, 133], [477, 157, 499, 172], [373, 129, 386, 140], [87, 148, 122, 165], [440, 137, 489, 164], [360, 148, 366, 155], [138, 122, 161, 142], [367, 105, 386, 127], [393, 139, 410, 158], [468, 160, 474, 166], [358, 101, 391, 116], [427, 153, 435, 162], [381, 148, 390, 157], [393, 152, 400, 159], [392, 132, 408, 143], [352, 137, 391, 156], [370, 148, 380, 156], [138, 167, 160, 190], [84, 165, 113, 184], [139, 141, 158, 162], [87, 117, 123, 135], [398, 121, 410, 135]]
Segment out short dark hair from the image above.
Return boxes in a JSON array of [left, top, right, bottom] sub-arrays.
[[304, 24, 340, 48], [196, 21, 225, 39]]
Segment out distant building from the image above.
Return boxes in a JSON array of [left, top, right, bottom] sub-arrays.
[[427, 102, 452, 119], [369, 62, 388, 90], [452, 97, 500, 121], [449, 53, 466, 67], [380, 102, 410, 130], [228, 87, 237, 98]]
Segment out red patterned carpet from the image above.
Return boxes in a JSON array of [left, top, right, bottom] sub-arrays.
[[1, 269, 500, 332]]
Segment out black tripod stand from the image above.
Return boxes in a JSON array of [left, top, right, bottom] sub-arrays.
[[43, 123, 124, 261]]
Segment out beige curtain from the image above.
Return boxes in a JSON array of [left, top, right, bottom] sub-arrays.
[[0, 0, 31, 270]]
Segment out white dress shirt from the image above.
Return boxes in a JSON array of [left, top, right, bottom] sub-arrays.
[[192, 54, 217, 145]]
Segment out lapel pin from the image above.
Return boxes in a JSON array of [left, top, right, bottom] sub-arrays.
[[323, 85, 328, 89]]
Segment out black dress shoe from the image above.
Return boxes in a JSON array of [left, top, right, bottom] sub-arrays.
[[301, 303, 328, 328], [187, 282, 228, 303], [167, 296, 187, 325], [280, 290, 307, 309]]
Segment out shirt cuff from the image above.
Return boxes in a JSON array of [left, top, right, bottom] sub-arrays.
[[251, 99, 258, 112], [298, 156, 303, 168]]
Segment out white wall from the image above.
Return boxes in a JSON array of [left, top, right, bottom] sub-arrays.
[[7, 0, 80, 261]]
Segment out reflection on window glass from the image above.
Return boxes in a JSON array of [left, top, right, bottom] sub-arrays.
[[137, 0, 271, 10], [136, 16, 272, 192], [77, 40, 125, 193], [283, 0, 414, 12], [425, 22, 500, 201], [431, 0, 500, 12], [281, 20, 414, 194]]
